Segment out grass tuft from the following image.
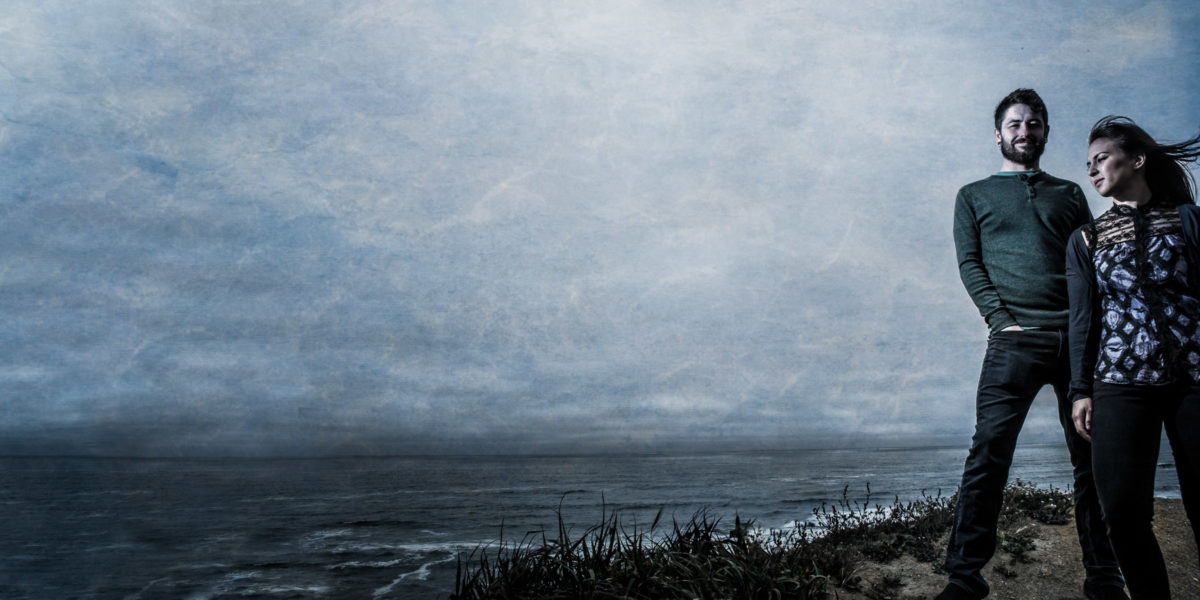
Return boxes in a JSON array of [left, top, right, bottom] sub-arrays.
[[450, 480, 1073, 599]]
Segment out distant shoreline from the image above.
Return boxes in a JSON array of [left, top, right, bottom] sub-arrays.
[[0, 440, 1076, 460]]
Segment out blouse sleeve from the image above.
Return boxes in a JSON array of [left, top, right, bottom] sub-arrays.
[[1066, 228, 1099, 402], [1178, 204, 1200, 295]]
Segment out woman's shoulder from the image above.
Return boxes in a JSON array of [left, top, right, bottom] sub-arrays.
[[1177, 203, 1200, 244], [1067, 221, 1095, 253], [1177, 203, 1200, 218]]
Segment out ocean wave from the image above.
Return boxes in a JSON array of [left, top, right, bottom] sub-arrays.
[[329, 557, 408, 570], [306, 528, 353, 540], [373, 550, 457, 597], [325, 540, 475, 555], [779, 496, 838, 505], [338, 519, 423, 528], [67, 489, 153, 498], [184, 568, 334, 600], [238, 490, 420, 503], [83, 542, 139, 553]]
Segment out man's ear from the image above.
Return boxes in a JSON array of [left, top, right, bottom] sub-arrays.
[[994, 129, 1002, 145]]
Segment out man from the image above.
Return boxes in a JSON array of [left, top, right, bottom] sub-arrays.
[[938, 89, 1127, 600]]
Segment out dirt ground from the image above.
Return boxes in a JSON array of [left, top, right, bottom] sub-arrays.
[[827, 498, 1199, 600]]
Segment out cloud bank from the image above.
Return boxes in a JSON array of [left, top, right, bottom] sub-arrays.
[[2, 1, 1199, 455]]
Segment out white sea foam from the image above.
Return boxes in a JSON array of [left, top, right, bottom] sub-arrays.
[[180, 562, 232, 571], [327, 540, 472, 555], [772, 502, 898, 538], [186, 571, 330, 600], [329, 557, 408, 570], [253, 584, 332, 594], [373, 551, 457, 597], [306, 528, 353, 540], [122, 576, 169, 600]]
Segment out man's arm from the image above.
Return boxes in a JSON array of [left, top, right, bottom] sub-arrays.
[[953, 189, 1018, 331], [1072, 185, 1093, 228]]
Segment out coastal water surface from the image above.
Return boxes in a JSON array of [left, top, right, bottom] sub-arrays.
[[0, 444, 1183, 599]]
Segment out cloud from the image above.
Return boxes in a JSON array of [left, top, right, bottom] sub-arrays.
[[1050, 2, 1173, 72], [2, 0, 1198, 455]]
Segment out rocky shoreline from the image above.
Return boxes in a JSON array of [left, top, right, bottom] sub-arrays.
[[832, 498, 1198, 600]]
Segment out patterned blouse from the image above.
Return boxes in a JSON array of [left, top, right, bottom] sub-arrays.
[[1082, 204, 1200, 385]]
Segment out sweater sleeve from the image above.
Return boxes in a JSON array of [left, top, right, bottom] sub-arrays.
[[953, 188, 1017, 331], [1066, 228, 1099, 402], [1073, 185, 1094, 229]]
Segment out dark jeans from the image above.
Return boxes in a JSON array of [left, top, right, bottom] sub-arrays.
[[944, 330, 1122, 597], [1092, 381, 1200, 600]]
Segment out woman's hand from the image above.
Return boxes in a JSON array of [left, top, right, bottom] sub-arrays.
[[1072, 397, 1093, 442]]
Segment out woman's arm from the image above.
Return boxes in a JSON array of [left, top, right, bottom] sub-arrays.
[[1066, 229, 1099, 404], [1178, 204, 1200, 294], [1066, 228, 1100, 439]]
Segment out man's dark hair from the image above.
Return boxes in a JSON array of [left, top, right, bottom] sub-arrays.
[[1090, 115, 1200, 206], [993, 88, 1048, 130]]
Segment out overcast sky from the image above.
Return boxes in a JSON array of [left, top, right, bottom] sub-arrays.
[[3, 1, 1199, 456]]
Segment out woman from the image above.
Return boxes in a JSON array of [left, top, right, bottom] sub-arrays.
[[1067, 115, 1200, 598]]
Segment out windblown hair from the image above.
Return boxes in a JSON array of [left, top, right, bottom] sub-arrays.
[[993, 88, 1048, 130], [1089, 116, 1200, 206]]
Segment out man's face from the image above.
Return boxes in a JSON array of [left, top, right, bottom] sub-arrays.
[[994, 103, 1047, 166]]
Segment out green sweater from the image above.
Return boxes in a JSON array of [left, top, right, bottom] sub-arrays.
[[953, 171, 1092, 334]]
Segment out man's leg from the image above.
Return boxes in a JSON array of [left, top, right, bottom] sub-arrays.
[[1050, 356, 1124, 590], [943, 331, 1040, 597], [1092, 383, 1169, 599]]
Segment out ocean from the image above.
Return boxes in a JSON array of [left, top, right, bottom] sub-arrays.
[[0, 444, 1183, 599]]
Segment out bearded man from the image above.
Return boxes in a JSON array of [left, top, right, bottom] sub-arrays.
[[938, 89, 1127, 600]]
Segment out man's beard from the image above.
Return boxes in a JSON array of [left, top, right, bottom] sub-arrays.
[[1000, 136, 1046, 165]]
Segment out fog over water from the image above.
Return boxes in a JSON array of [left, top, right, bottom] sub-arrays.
[[3, 1, 1199, 456]]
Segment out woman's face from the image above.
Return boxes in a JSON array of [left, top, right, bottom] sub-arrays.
[[1086, 137, 1143, 198]]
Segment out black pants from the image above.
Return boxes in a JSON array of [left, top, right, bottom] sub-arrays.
[[944, 330, 1122, 596], [1092, 381, 1200, 600]]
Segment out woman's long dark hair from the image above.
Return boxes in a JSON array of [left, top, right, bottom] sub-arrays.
[[1089, 115, 1200, 206]]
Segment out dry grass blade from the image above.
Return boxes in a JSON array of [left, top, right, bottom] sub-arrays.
[[450, 481, 1073, 599]]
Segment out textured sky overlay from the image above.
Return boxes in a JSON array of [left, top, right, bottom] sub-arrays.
[[3, 1, 1199, 456]]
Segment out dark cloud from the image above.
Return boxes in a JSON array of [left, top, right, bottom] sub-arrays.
[[2, 1, 1199, 455]]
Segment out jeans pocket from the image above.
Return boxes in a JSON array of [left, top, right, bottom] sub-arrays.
[[980, 334, 1027, 386]]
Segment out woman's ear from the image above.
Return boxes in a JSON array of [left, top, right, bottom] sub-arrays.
[[1133, 153, 1147, 170]]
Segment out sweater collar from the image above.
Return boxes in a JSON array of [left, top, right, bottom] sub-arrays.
[[994, 169, 1041, 178]]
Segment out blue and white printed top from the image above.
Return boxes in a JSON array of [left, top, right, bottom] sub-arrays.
[[1067, 203, 1200, 400]]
